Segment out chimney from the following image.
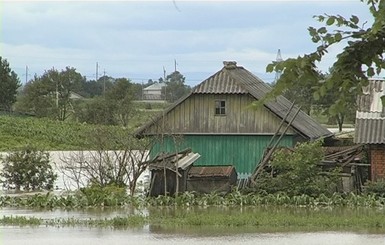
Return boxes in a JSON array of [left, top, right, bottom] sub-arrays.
[[223, 61, 237, 69]]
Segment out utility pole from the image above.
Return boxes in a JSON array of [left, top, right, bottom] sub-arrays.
[[25, 65, 28, 84], [96, 62, 99, 81], [103, 69, 106, 96], [163, 66, 167, 101], [174, 59, 177, 72]]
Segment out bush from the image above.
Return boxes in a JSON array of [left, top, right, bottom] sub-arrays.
[[254, 140, 341, 197], [0, 147, 57, 191], [78, 184, 128, 206], [363, 180, 385, 197]]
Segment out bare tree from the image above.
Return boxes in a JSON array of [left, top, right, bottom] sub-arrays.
[[56, 128, 153, 196]]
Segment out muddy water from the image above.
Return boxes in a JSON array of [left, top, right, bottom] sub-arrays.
[[0, 207, 385, 245], [1, 226, 384, 245]]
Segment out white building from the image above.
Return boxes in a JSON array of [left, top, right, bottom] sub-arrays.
[[142, 83, 165, 100]]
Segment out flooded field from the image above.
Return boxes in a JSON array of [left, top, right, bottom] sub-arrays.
[[0, 151, 384, 244], [2, 226, 385, 245], [1, 206, 385, 245]]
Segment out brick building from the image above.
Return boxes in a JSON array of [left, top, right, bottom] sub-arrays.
[[355, 79, 385, 181]]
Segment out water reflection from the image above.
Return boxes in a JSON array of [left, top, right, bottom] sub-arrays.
[[1, 226, 384, 245], [1, 206, 385, 244]]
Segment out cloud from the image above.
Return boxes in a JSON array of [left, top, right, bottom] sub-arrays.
[[2, 0, 374, 86]]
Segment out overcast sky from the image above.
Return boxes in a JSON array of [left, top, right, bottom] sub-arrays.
[[2, 0, 372, 86]]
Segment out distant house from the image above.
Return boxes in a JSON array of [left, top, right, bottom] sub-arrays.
[[54, 91, 84, 100], [142, 82, 166, 100], [355, 78, 385, 181], [69, 91, 84, 100], [136, 61, 332, 178]]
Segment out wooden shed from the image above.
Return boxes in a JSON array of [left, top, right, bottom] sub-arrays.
[[136, 61, 332, 179], [146, 148, 200, 197], [187, 166, 237, 194]]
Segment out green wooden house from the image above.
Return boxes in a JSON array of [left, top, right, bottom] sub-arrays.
[[136, 61, 332, 178]]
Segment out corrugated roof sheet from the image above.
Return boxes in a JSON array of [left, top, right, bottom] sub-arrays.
[[193, 70, 248, 94], [147, 148, 201, 171], [188, 166, 236, 178], [355, 79, 385, 144], [355, 118, 385, 144], [135, 61, 332, 139]]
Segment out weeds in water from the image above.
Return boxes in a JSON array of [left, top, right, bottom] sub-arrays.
[[0, 191, 385, 209], [2, 207, 384, 230]]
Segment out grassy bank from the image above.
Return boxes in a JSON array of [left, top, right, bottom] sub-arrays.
[[0, 115, 136, 151]]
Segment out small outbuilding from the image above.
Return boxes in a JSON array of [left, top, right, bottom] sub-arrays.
[[146, 148, 200, 197], [186, 165, 237, 194]]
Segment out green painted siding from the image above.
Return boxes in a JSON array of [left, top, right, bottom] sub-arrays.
[[150, 135, 294, 178]]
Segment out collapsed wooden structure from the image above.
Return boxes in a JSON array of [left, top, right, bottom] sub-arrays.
[[146, 148, 238, 196], [247, 143, 367, 192], [321, 144, 367, 192]]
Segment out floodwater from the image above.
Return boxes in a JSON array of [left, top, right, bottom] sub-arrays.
[[1, 226, 385, 245], [0, 152, 384, 244], [0, 207, 385, 245]]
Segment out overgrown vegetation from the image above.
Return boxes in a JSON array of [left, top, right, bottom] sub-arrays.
[[253, 141, 341, 196], [1, 205, 385, 230], [0, 146, 57, 191], [0, 115, 137, 151], [363, 180, 385, 197], [1, 191, 385, 209]]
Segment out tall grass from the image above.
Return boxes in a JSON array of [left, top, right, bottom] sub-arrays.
[[1, 206, 384, 230]]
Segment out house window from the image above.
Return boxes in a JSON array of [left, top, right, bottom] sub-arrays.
[[215, 100, 226, 115]]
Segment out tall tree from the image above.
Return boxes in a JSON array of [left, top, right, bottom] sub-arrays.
[[106, 78, 136, 127], [16, 67, 85, 120], [162, 71, 191, 103], [266, 0, 385, 118], [75, 77, 137, 126], [0, 57, 21, 111]]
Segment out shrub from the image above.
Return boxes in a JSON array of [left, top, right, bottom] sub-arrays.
[[363, 180, 385, 197], [254, 140, 341, 197], [0, 146, 57, 191], [77, 183, 128, 206]]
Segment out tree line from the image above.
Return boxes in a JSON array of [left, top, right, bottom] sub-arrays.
[[0, 59, 191, 126]]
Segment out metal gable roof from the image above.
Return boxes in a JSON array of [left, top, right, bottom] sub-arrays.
[[222, 65, 332, 140], [193, 69, 248, 94], [135, 61, 332, 139]]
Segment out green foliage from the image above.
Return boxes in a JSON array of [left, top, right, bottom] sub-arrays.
[[0, 56, 21, 111], [74, 97, 117, 125], [0, 191, 384, 210], [0, 146, 57, 191], [74, 78, 138, 126], [254, 141, 341, 196], [0, 115, 129, 151], [363, 180, 385, 197], [16, 67, 86, 121], [266, 0, 385, 115], [162, 71, 191, 103], [77, 184, 128, 206]]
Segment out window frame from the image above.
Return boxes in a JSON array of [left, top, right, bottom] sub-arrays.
[[214, 99, 226, 116]]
